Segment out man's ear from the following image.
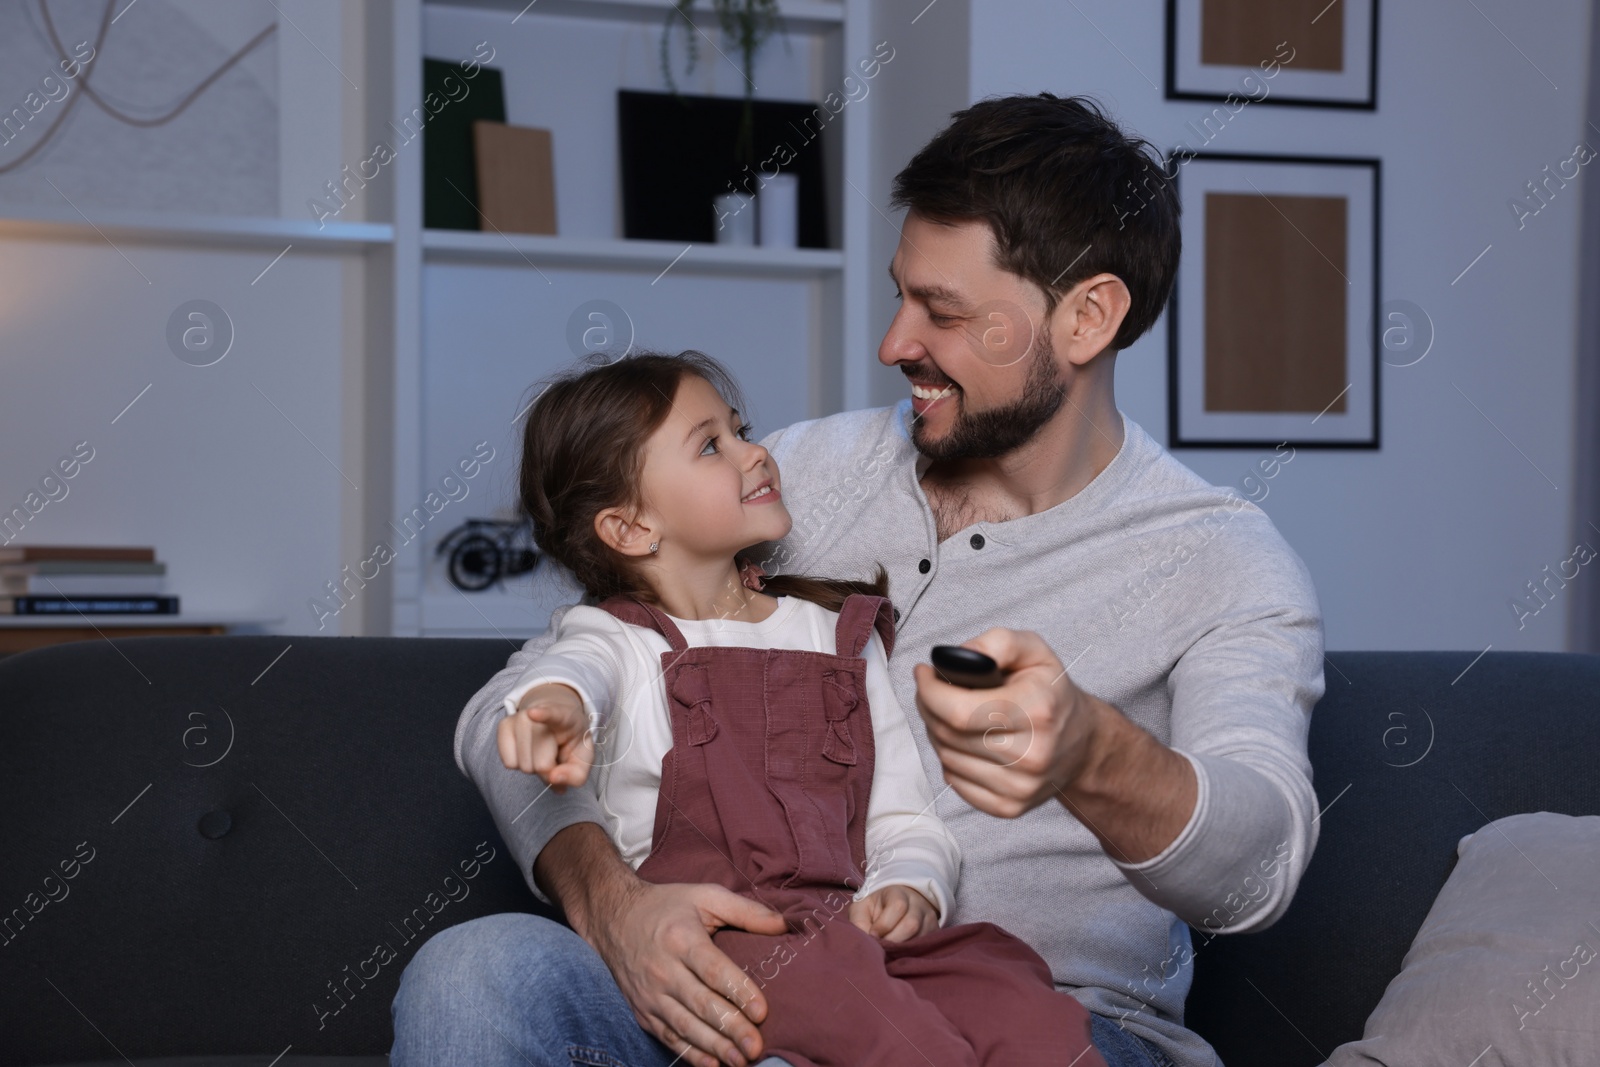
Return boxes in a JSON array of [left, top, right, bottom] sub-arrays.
[[594, 506, 658, 558], [1056, 272, 1131, 365]]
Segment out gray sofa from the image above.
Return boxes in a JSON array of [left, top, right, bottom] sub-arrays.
[[2, 636, 1596, 1066]]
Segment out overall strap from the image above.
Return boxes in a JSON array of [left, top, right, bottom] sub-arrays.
[[834, 593, 897, 660], [595, 595, 689, 652]]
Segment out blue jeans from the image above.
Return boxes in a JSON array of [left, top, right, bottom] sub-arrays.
[[391, 913, 1173, 1067]]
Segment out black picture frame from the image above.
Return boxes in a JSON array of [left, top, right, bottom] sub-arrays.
[[617, 90, 829, 248], [1166, 151, 1382, 450], [1164, 0, 1379, 111]]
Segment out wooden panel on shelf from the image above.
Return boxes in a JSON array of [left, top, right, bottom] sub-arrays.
[[0, 625, 222, 656], [472, 122, 558, 235]]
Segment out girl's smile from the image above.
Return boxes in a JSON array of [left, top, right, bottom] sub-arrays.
[[742, 480, 781, 504]]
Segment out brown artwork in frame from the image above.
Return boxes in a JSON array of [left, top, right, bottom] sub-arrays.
[[1166, 0, 1378, 110], [1167, 152, 1381, 449]]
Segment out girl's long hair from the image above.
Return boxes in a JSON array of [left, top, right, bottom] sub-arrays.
[[518, 348, 888, 613]]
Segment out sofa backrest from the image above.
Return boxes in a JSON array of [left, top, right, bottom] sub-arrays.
[[1184, 650, 1600, 1066], [0, 636, 549, 1063]]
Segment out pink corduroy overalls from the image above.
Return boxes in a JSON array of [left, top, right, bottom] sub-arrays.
[[596, 592, 1106, 1067]]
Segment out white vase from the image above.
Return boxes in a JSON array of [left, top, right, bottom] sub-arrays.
[[757, 173, 800, 248], [713, 191, 757, 245]]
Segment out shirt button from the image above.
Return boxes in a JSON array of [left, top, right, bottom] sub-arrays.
[[918, 558, 931, 573], [892, 608, 902, 623], [970, 533, 985, 550]]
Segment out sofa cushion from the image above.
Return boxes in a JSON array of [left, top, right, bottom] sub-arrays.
[[1324, 812, 1600, 1065]]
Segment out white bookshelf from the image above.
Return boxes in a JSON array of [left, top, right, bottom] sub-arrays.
[[383, 0, 890, 637]]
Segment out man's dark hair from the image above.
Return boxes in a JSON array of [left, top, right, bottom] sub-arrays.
[[890, 92, 1180, 354]]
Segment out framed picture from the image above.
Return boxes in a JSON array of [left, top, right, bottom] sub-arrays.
[[1165, 0, 1378, 110], [1167, 152, 1381, 450]]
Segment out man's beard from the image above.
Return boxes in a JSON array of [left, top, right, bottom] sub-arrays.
[[910, 332, 1067, 462]]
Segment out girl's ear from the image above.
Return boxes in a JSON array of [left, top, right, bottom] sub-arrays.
[[595, 506, 658, 557]]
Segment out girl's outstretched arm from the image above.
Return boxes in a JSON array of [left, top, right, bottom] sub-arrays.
[[457, 601, 612, 907]]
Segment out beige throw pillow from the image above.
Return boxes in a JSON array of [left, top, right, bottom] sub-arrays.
[[1324, 811, 1600, 1067]]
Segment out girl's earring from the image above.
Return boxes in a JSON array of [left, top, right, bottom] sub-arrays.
[[649, 541, 659, 553]]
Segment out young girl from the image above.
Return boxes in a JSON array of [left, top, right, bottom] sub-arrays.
[[495, 349, 1104, 1067]]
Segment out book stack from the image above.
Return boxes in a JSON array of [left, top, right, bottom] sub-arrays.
[[0, 545, 177, 616]]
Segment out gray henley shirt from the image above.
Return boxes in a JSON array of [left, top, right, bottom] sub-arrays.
[[453, 400, 1326, 1066]]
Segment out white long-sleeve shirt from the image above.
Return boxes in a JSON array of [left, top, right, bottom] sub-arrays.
[[500, 595, 961, 922]]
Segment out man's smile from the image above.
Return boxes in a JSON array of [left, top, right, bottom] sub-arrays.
[[910, 382, 956, 401]]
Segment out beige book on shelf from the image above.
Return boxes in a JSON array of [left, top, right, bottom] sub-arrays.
[[472, 121, 557, 235]]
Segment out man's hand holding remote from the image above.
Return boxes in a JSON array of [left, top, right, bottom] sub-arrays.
[[913, 627, 1197, 865]]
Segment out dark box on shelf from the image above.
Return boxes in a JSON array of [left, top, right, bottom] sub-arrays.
[[423, 57, 507, 231], [618, 90, 829, 248]]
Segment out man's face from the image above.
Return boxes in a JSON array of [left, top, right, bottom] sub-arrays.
[[879, 213, 1067, 462]]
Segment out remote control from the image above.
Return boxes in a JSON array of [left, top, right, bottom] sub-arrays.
[[930, 645, 1008, 689]]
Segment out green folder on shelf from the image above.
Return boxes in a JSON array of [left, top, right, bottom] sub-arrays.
[[422, 57, 507, 231]]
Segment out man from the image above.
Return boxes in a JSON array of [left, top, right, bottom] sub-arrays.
[[392, 92, 1324, 1067]]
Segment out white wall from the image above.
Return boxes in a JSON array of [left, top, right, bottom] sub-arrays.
[[0, 235, 354, 629], [0, 0, 373, 637], [968, 0, 1595, 652]]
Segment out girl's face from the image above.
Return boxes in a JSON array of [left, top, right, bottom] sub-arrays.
[[636, 374, 792, 560]]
